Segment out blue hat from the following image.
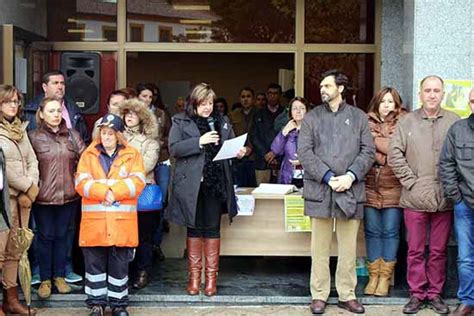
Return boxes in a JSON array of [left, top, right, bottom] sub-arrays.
[[97, 114, 123, 132]]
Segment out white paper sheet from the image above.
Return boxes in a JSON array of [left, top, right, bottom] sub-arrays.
[[236, 194, 255, 216], [213, 133, 247, 161], [252, 183, 296, 195]]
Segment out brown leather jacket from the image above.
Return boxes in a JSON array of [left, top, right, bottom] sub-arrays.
[[365, 109, 406, 209], [29, 122, 86, 205]]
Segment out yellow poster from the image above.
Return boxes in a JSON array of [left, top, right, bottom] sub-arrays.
[[284, 195, 311, 233], [415, 79, 472, 118]]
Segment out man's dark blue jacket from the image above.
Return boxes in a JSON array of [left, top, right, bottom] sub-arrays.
[[24, 94, 91, 144]]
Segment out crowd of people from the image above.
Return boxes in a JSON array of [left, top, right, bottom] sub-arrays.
[[0, 68, 472, 316]]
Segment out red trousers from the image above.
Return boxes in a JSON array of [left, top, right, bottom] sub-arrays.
[[404, 209, 452, 300]]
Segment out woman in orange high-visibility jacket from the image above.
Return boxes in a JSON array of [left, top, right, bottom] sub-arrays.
[[75, 114, 145, 316]]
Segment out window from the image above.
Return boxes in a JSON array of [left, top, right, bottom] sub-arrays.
[[304, 54, 374, 111], [129, 23, 144, 42], [158, 26, 172, 42], [102, 25, 117, 42], [127, 52, 294, 106], [126, 0, 295, 43], [305, 0, 375, 43], [47, 0, 117, 42]]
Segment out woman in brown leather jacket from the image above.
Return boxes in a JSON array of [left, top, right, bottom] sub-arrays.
[[28, 97, 85, 299], [364, 87, 406, 297]]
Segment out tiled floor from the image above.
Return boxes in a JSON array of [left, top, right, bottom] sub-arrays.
[[30, 255, 458, 310]]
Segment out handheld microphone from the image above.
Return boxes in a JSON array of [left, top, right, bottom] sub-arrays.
[[207, 117, 218, 145], [207, 117, 216, 132]]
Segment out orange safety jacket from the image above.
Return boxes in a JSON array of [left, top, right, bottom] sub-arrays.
[[75, 141, 146, 247]]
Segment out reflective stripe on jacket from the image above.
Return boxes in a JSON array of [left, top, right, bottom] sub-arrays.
[[75, 141, 145, 247]]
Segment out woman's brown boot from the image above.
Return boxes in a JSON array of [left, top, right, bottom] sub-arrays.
[[186, 237, 203, 295], [374, 259, 396, 296], [2, 287, 36, 315], [203, 238, 220, 297], [364, 258, 382, 295]]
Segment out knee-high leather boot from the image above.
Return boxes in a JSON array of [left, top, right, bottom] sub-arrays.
[[203, 238, 220, 296], [2, 287, 36, 315], [186, 237, 203, 295]]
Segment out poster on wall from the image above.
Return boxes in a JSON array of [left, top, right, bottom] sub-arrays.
[[416, 79, 472, 118], [443, 80, 473, 118]]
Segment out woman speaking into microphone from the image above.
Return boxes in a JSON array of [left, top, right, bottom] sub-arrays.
[[167, 83, 246, 297]]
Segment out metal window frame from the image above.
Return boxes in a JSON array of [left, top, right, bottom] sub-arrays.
[[46, 0, 382, 94]]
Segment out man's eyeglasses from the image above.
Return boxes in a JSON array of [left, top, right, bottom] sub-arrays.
[[2, 100, 21, 107]]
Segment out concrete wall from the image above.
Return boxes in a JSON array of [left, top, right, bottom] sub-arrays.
[[410, 0, 473, 108], [0, 0, 47, 37], [381, 0, 474, 109], [381, 0, 407, 102]]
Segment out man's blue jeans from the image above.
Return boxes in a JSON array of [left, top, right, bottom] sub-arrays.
[[454, 200, 474, 306], [364, 207, 402, 262]]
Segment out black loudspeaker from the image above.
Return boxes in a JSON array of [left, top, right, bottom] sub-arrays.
[[60, 52, 101, 114]]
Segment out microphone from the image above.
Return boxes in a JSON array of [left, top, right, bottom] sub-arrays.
[[207, 117, 216, 132], [207, 117, 218, 145]]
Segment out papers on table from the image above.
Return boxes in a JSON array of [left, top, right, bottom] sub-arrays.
[[252, 183, 297, 195], [213, 133, 247, 161], [236, 194, 255, 216]]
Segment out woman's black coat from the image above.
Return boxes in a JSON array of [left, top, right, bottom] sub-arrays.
[[166, 112, 237, 228]]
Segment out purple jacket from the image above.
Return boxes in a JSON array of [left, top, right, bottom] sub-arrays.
[[271, 129, 299, 184]]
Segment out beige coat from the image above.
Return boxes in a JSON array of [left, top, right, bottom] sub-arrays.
[[121, 102, 160, 183], [388, 108, 460, 212], [0, 121, 39, 196]]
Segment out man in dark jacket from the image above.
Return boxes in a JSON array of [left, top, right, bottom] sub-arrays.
[[24, 70, 90, 143], [250, 83, 283, 185], [439, 88, 474, 316], [298, 69, 375, 314], [229, 87, 257, 187]]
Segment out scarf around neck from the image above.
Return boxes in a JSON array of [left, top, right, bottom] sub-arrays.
[[0, 116, 23, 142]]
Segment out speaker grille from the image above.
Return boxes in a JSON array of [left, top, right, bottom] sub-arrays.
[[66, 76, 99, 111], [61, 52, 101, 114]]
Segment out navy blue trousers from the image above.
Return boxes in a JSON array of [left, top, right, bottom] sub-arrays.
[[33, 201, 77, 281]]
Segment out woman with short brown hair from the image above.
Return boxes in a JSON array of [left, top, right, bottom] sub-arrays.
[[0, 84, 39, 315], [167, 83, 246, 296]]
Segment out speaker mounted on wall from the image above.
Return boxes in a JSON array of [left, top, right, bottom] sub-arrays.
[[60, 52, 101, 114]]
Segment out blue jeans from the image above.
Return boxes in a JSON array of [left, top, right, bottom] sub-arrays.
[[454, 200, 474, 306], [364, 207, 402, 262]]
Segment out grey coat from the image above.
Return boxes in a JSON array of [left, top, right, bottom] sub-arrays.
[[166, 113, 237, 227], [298, 102, 375, 219], [439, 114, 474, 209], [0, 148, 11, 231]]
